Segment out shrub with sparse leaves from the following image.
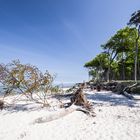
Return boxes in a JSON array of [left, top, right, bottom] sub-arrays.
[[0, 60, 54, 106]]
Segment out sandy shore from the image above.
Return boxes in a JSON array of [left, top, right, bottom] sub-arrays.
[[0, 91, 140, 140]]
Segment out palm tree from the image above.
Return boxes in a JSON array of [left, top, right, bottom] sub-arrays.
[[128, 10, 140, 82]]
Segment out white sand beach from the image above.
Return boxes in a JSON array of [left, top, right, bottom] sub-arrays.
[[0, 91, 140, 140]]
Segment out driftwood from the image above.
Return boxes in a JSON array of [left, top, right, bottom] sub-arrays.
[[102, 82, 138, 100], [33, 88, 95, 124], [70, 88, 93, 110], [0, 100, 4, 110], [123, 83, 138, 93], [122, 83, 139, 99], [96, 85, 101, 91], [70, 88, 87, 105], [122, 91, 134, 99], [33, 105, 95, 124], [33, 106, 76, 124], [113, 83, 138, 99]]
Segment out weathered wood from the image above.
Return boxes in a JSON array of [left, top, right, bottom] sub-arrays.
[[70, 88, 89, 107], [0, 100, 4, 110], [33, 106, 76, 124], [33, 105, 95, 124], [96, 85, 101, 91], [122, 83, 138, 99], [123, 91, 134, 99], [33, 88, 95, 124], [123, 83, 138, 93], [70, 88, 94, 111]]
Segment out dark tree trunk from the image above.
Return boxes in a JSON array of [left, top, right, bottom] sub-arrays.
[[0, 100, 4, 110], [135, 25, 140, 82]]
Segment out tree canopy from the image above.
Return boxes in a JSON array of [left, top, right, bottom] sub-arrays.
[[84, 25, 140, 82]]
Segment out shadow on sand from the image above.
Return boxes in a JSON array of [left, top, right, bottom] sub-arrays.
[[85, 92, 139, 107], [2, 92, 139, 115], [51, 91, 139, 107], [2, 102, 43, 115]]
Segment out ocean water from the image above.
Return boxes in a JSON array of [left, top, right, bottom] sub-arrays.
[[55, 83, 75, 88], [0, 83, 75, 96]]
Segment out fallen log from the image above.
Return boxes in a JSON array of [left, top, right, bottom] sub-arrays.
[[122, 91, 134, 99], [33, 88, 95, 124], [33, 105, 95, 124], [122, 83, 138, 99], [123, 83, 138, 93]]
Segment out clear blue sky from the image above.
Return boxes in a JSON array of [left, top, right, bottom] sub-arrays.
[[0, 0, 140, 84]]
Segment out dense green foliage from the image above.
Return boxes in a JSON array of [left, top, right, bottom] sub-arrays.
[[85, 13, 140, 82], [106, 27, 139, 81]]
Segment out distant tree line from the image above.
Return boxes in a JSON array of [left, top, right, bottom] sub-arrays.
[[84, 10, 140, 82]]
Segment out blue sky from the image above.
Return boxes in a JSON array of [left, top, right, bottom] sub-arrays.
[[0, 0, 140, 84]]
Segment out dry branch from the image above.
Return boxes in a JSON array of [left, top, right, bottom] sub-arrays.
[[33, 105, 95, 124]]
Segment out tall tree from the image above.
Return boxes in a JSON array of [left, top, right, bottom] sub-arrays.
[[114, 27, 136, 80], [102, 27, 137, 81]]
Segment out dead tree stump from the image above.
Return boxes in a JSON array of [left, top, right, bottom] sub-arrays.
[[70, 88, 92, 110]]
